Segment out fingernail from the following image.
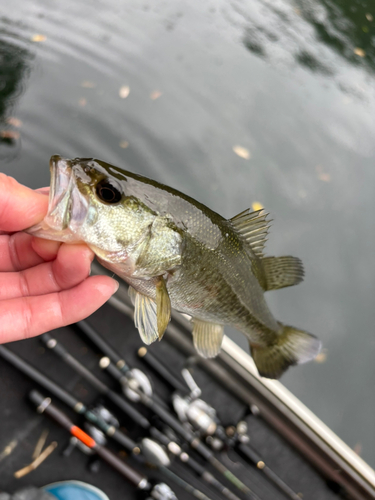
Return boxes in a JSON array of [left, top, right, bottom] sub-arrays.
[[113, 280, 120, 293], [35, 187, 50, 195]]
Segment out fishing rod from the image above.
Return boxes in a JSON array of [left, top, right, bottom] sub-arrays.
[[42, 331, 258, 500], [29, 390, 178, 500], [138, 347, 301, 500], [102, 359, 260, 500], [0, 345, 136, 450], [76, 321, 251, 500], [76, 321, 169, 409], [0, 345, 214, 500]]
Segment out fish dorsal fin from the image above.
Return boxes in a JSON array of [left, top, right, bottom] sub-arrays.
[[229, 208, 271, 258], [155, 276, 171, 340], [192, 320, 224, 358], [129, 286, 159, 345], [262, 256, 304, 291]]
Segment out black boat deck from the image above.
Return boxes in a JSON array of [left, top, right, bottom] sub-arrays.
[[0, 302, 358, 500]]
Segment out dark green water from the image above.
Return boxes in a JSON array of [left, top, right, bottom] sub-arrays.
[[1, 0, 374, 466]]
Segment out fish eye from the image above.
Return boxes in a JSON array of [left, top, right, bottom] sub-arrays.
[[95, 179, 122, 204]]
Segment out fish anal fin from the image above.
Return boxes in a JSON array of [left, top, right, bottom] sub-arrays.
[[229, 209, 271, 258], [251, 325, 321, 379], [262, 256, 304, 291], [156, 276, 171, 340], [192, 320, 224, 358], [128, 286, 158, 345]]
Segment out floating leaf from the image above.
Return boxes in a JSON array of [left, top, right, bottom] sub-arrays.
[[81, 81, 96, 88], [119, 85, 130, 98], [233, 145, 251, 160], [314, 350, 327, 363], [79, 98, 87, 107], [353, 443, 362, 456], [119, 140, 129, 149], [6, 117, 22, 127], [150, 90, 162, 100], [31, 34, 46, 42], [365, 13, 373, 22], [316, 165, 330, 182], [251, 201, 263, 211], [1, 130, 20, 140], [354, 47, 365, 57]]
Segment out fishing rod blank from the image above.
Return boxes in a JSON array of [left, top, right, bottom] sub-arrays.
[[76, 321, 166, 408], [40, 333, 150, 429], [0, 345, 142, 452], [138, 346, 189, 394], [77, 320, 130, 373]]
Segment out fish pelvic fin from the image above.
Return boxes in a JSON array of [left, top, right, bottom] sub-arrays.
[[129, 286, 159, 345], [155, 276, 171, 340], [251, 325, 322, 379], [262, 256, 304, 291], [192, 320, 224, 358]]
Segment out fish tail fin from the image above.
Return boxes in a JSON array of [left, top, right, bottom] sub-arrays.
[[251, 325, 322, 379]]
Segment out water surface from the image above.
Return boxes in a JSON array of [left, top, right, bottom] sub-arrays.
[[1, 0, 374, 466]]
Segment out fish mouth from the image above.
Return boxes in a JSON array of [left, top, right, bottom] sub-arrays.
[[26, 155, 83, 240], [47, 155, 74, 230]]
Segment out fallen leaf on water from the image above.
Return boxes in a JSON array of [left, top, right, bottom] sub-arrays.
[[81, 81, 96, 88], [314, 350, 327, 364], [233, 145, 251, 160], [1, 130, 20, 140], [119, 140, 129, 149], [316, 165, 331, 182], [119, 85, 130, 98], [353, 443, 362, 456], [6, 117, 22, 127], [31, 34, 46, 42], [252, 202, 263, 211], [150, 90, 162, 100], [79, 98, 87, 107], [365, 13, 373, 22], [354, 47, 365, 57]]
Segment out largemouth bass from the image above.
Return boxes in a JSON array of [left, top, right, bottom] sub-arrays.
[[27, 155, 321, 379]]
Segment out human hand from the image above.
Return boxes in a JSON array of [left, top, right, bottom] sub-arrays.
[[0, 173, 119, 344]]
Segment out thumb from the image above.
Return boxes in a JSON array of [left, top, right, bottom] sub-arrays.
[[0, 174, 49, 232]]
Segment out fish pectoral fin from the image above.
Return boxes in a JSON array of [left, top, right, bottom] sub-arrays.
[[262, 256, 304, 290], [229, 208, 271, 258], [192, 320, 224, 358], [128, 286, 159, 345], [155, 276, 171, 340]]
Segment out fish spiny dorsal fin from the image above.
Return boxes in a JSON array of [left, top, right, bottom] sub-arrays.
[[229, 208, 271, 258]]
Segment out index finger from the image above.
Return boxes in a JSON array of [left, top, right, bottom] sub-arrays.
[[0, 174, 49, 232]]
